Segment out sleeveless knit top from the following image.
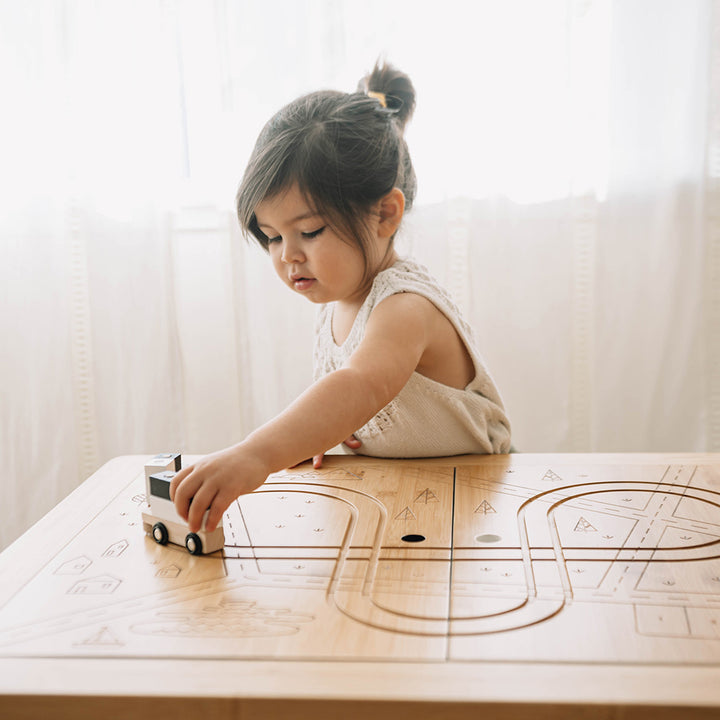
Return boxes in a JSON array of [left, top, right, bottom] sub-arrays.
[[313, 258, 511, 457]]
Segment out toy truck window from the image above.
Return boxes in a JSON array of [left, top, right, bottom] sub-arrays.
[[149, 474, 172, 501]]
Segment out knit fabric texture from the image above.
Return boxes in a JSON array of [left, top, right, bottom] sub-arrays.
[[313, 258, 511, 457]]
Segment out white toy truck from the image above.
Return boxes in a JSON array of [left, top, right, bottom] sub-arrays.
[[141, 453, 224, 555]]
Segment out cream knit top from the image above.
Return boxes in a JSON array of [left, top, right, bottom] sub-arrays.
[[313, 258, 511, 457]]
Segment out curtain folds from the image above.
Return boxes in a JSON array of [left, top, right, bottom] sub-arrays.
[[1, 0, 717, 550], [707, 0, 720, 452]]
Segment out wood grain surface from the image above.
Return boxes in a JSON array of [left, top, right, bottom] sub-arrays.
[[1, 452, 719, 718]]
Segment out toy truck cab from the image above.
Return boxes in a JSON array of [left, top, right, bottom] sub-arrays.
[[141, 454, 224, 555]]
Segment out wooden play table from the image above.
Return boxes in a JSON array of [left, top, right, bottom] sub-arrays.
[[1, 452, 720, 718]]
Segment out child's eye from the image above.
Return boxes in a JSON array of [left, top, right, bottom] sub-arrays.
[[265, 234, 281, 244], [301, 226, 325, 239]]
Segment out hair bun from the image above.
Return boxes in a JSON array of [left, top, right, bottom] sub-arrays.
[[357, 61, 416, 131]]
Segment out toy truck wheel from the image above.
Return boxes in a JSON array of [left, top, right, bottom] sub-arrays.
[[152, 522, 169, 545], [185, 533, 203, 555]]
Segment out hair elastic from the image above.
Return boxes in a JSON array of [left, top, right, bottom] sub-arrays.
[[367, 91, 387, 108]]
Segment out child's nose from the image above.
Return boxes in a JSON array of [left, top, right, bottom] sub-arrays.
[[281, 239, 304, 264]]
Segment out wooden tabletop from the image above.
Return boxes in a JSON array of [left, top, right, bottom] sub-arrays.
[[1, 452, 720, 719]]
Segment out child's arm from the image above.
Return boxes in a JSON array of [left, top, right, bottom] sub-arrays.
[[170, 292, 433, 533]]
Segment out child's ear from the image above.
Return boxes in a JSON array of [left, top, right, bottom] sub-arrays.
[[377, 187, 405, 238]]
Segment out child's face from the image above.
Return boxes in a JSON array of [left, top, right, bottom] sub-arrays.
[[254, 185, 375, 306]]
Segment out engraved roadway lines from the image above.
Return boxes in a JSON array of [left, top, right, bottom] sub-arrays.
[[0, 471, 233, 652], [224, 464, 720, 638], [1, 463, 720, 659], [226, 469, 455, 637], [448, 464, 720, 663], [450, 465, 720, 633]]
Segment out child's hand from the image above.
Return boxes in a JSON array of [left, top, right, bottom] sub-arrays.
[[312, 434, 362, 468], [169, 445, 270, 533]]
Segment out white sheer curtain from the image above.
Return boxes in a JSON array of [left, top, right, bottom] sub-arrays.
[[2, 0, 718, 550]]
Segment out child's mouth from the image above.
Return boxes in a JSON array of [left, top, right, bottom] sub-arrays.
[[293, 277, 315, 291]]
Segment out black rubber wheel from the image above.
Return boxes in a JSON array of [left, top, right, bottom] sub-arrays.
[[185, 532, 203, 555], [152, 522, 169, 545]]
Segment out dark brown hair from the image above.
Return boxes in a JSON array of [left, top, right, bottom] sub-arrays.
[[236, 62, 416, 270]]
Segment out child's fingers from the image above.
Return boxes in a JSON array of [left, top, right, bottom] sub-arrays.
[[204, 506, 223, 534], [171, 470, 203, 522], [313, 437, 360, 469], [186, 483, 219, 534], [169, 464, 192, 501], [205, 489, 235, 533]]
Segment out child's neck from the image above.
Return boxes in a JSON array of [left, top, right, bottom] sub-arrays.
[[342, 248, 398, 307], [332, 249, 399, 344]]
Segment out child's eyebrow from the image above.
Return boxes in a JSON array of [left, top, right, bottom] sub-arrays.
[[256, 211, 321, 229]]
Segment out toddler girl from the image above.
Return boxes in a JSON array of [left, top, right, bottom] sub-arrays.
[[171, 63, 511, 533]]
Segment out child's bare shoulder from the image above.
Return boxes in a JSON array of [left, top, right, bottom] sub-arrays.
[[373, 290, 445, 323]]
